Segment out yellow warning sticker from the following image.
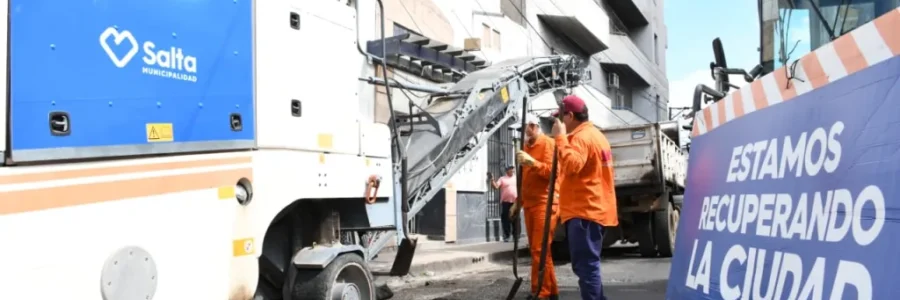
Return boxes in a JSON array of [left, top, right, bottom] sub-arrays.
[[500, 87, 509, 103], [317, 133, 333, 150], [146, 123, 174, 143], [218, 186, 235, 200], [232, 238, 255, 257]]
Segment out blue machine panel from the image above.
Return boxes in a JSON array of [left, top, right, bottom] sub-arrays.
[[9, 0, 255, 162]]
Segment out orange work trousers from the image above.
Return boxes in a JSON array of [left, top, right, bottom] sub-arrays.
[[524, 205, 559, 298]]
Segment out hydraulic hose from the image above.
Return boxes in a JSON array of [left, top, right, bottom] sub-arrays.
[[533, 147, 559, 297]]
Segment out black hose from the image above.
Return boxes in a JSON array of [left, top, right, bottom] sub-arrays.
[[504, 90, 529, 300], [512, 98, 528, 276], [371, 0, 410, 232], [533, 147, 559, 298]]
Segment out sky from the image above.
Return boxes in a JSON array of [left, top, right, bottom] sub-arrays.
[[664, 0, 812, 139], [665, 0, 763, 111]]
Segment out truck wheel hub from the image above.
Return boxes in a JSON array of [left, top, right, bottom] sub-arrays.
[[332, 282, 361, 300]]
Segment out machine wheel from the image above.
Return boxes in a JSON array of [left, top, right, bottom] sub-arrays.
[[653, 200, 679, 258], [292, 253, 374, 300], [633, 212, 657, 257]]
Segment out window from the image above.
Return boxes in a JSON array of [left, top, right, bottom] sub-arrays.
[[614, 93, 626, 109], [482, 24, 492, 49], [653, 34, 659, 65], [492, 29, 501, 51], [481, 24, 502, 51]]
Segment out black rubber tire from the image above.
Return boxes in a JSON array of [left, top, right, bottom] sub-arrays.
[[633, 212, 657, 258], [253, 279, 283, 300], [551, 239, 571, 264], [653, 200, 679, 258], [601, 226, 619, 249], [291, 253, 375, 300]]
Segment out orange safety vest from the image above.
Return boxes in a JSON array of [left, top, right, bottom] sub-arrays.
[[554, 122, 618, 226], [521, 134, 561, 210]]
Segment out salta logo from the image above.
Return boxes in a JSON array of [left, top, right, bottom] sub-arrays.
[[98, 26, 199, 83]]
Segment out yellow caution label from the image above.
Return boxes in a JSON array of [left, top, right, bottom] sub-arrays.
[[232, 238, 255, 257], [146, 123, 174, 143], [500, 87, 509, 103], [317, 133, 333, 150], [218, 186, 235, 200], [318, 153, 326, 164], [365, 158, 371, 167]]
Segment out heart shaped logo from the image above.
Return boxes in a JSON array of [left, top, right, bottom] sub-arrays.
[[98, 27, 139, 68]]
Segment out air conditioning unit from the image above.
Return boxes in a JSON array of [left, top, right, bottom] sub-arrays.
[[608, 72, 620, 89]]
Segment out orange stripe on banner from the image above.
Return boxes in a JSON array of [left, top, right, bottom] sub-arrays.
[[771, 66, 798, 101], [750, 80, 768, 111], [874, 9, 900, 55], [731, 92, 745, 118], [0, 168, 253, 215], [0, 156, 251, 185], [702, 108, 714, 131], [800, 53, 829, 89], [691, 121, 701, 136], [832, 34, 869, 74], [716, 99, 727, 126]]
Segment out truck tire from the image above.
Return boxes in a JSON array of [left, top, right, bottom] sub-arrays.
[[653, 200, 679, 258], [551, 239, 570, 263], [633, 212, 657, 257], [291, 253, 375, 300]]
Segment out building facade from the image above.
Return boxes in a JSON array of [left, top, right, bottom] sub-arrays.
[[355, 0, 669, 243]]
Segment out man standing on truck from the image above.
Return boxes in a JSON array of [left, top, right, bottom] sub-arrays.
[[551, 95, 618, 300], [490, 166, 518, 242], [515, 113, 561, 300]]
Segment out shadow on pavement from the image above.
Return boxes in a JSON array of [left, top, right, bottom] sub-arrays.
[[422, 278, 669, 300], [490, 242, 668, 267]]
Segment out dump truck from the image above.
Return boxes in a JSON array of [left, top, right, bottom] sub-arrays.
[[667, 2, 900, 299], [0, 1, 593, 299], [552, 120, 688, 259]]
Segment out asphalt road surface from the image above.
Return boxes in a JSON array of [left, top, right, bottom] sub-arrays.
[[384, 253, 672, 300]]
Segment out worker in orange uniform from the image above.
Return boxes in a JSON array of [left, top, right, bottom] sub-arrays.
[[514, 113, 560, 300], [550, 95, 617, 300]]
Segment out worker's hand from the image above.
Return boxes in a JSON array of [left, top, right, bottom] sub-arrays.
[[509, 202, 521, 219], [551, 119, 567, 137], [516, 150, 536, 166]]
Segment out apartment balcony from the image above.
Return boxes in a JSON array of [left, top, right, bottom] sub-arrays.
[[534, 0, 610, 56], [599, 0, 649, 30], [597, 34, 666, 88]]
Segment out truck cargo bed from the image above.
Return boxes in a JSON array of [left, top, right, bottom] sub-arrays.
[[602, 121, 686, 196]]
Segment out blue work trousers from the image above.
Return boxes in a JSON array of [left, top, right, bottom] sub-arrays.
[[566, 218, 607, 300]]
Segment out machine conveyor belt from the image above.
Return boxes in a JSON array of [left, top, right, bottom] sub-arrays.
[[400, 55, 586, 220]]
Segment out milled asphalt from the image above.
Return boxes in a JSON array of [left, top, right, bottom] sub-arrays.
[[374, 245, 673, 300]]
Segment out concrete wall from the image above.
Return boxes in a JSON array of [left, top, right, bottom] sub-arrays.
[[592, 0, 670, 123]]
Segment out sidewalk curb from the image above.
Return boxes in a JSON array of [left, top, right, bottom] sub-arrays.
[[399, 245, 530, 277]]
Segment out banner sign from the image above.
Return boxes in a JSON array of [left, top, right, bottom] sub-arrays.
[[667, 56, 900, 300]]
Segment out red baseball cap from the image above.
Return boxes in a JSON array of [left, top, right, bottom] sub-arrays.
[[551, 95, 587, 117]]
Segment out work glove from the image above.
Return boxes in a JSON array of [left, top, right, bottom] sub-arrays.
[[516, 150, 536, 166]]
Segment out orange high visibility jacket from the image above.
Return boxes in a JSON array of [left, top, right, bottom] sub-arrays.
[[554, 122, 619, 226], [521, 134, 561, 210]]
